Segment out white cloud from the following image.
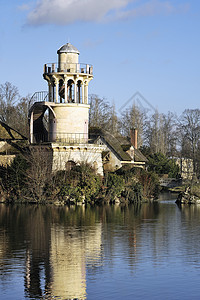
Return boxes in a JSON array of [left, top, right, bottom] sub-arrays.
[[25, 0, 189, 25]]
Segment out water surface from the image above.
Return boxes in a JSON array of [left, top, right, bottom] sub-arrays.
[[1, 193, 200, 299]]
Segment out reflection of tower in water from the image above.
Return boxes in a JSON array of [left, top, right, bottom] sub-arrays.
[[24, 218, 103, 299], [49, 222, 102, 299]]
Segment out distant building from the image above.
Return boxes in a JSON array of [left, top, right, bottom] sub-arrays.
[[174, 157, 194, 180]]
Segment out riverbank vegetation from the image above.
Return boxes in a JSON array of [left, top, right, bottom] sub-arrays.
[[0, 146, 179, 205], [0, 151, 160, 204]]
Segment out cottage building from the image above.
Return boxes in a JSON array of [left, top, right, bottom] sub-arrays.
[[90, 128, 147, 172]]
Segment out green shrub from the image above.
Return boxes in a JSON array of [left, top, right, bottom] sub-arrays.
[[148, 152, 179, 178], [103, 173, 125, 199]]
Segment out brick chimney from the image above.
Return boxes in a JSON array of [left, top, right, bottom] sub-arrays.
[[130, 128, 138, 149]]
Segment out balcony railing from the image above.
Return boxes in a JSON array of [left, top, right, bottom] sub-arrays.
[[31, 91, 49, 103], [30, 132, 89, 144], [53, 133, 88, 144], [44, 63, 93, 75]]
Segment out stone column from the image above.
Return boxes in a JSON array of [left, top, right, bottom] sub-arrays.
[[74, 80, 77, 103], [78, 81, 81, 103], [82, 82, 85, 105], [48, 82, 52, 102], [84, 82, 88, 104], [52, 85, 55, 102], [55, 79, 59, 103], [64, 76, 67, 103], [30, 111, 33, 143]]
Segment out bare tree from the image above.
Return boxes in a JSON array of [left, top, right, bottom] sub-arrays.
[[15, 95, 33, 137], [0, 82, 33, 137], [178, 109, 200, 173], [89, 94, 119, 134], [120, 104, 146, 148], [162, 111, 178, 157], [24, 147, 53, 202], [89, 94, 110, 128], [0, 82, 20, 126], [109, 103, 119, 136], [145, 110, 166, 154]]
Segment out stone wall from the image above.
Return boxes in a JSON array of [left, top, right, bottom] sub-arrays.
[[51, 143, 105, 176], [103, 151, 122, 172]]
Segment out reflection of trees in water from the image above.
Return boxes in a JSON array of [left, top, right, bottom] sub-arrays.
[[175, 204, 200, 266], [0, 205, 104, 299], [1, 202, 200, 298], [0, 204, 143, 297], [0, 205, 51, 299]]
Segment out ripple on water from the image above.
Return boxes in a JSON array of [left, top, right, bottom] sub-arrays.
[[1, 200, 200, 300]]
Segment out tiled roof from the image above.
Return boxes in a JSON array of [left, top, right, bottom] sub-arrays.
[[89, 128, 147, 162], [134, 149, 148, 162]]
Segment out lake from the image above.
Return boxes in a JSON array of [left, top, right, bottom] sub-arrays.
[[1, 192, 200, 299]]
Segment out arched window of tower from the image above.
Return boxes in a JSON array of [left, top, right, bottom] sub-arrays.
[[67, 79, 75, 103], [77, 80, 82, 103]]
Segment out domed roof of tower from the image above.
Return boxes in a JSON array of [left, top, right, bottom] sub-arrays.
[[57, 42, 80, 54]]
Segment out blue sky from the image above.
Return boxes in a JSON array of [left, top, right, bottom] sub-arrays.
[[0, 0, 199, 115]]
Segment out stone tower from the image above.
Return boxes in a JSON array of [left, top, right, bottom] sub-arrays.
[[30, 42, 93, 144], [29, 42, 104, 175]]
